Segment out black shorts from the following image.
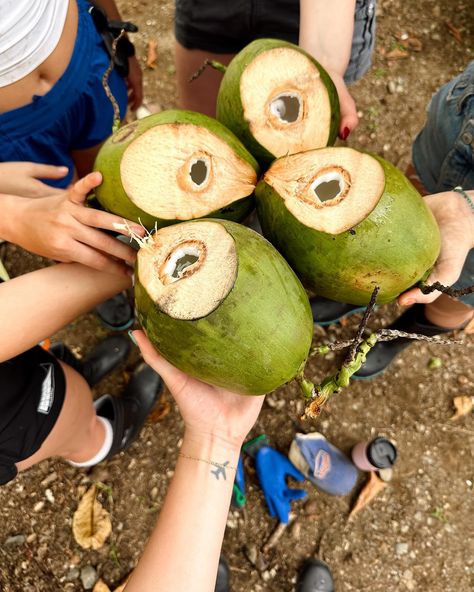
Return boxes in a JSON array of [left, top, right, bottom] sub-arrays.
[[175, 0, 377, 84], [0, 346, 65, 486]]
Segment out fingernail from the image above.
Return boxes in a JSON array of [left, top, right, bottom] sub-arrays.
[[404, 299, 415, 306], [340, 127, 350, 141], [128, 330, 138, 346], [58, 166, 69, 173]]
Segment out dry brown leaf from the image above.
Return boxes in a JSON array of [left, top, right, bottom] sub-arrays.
[[464, 317, 474, 334], [445, 21, 462, 43], [148, 394, 171, 424], [72, 485, 112, 550], [146, 40, 158, 69], [349, 472, 387, 520], [114, 576, 131, 592], [386, 48, 409, 60], [450, 395, 473, 420], [93, 580, 111, 592], [404, 37, 423, 51]]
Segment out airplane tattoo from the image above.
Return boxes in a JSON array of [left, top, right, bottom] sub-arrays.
[[211, 461, 229, 481]]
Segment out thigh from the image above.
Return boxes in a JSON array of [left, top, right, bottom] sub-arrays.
[[175, 42, 235, 116], [16, 361, 96, 471]]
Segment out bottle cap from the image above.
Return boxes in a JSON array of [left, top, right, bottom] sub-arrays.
[[367, 437, 397, 469]]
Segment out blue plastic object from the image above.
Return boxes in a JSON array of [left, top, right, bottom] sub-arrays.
[[289, 432, 359, 496], [231, 456, 246, 508], [244, 435, 307, 523]]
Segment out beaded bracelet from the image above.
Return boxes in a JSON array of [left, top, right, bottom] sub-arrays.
[[453, 186, 474, 212]]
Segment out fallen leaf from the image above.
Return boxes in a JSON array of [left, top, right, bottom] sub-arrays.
[[464, 317, 474, 334], [404, 37, 423, 51], [386, 48, 409, 60], [93, 580, 111, 592], [349, 472, 386, 520], [72, 485, 112, 550], [450, 395, 473, 420], [147, 394, 171, 423], [445, 21, 462, 43], [146, 40, 158, 69], [114, 577, 131, 592]]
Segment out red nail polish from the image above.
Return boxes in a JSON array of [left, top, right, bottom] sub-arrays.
[[340, 127, 350, 141]]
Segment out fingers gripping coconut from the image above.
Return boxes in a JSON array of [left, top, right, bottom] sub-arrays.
[[213, 39, 340, 164], [93, 110, 259, 229], [134, 219, 314, 396], [256, 147, 442, 305]]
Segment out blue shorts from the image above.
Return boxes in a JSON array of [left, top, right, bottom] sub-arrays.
[[175, 0, 376, 85], [412, 62, 474, 307], [0, 0, 128, 188]]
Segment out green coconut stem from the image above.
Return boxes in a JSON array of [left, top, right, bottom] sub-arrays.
[[102, 29, 126, 134], [295, 373, 316, 400], [189, 60, 228, 83], [420, 281, 474, 298]]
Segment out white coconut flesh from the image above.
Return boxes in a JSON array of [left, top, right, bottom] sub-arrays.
[[239, 47, 332, 157], [137, 221, 238, 320], [263, 148, 386, 234], [120, 124, 257, 220]]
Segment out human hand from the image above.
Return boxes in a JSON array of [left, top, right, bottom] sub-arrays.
[[245, 436, 307, 523], [127, 55, 143, 111], [0, 161, 69, 197], [399, 190, 474, 305], [10, 172, 146, 276], [133, 330, 265, 449], [327, 70, 359, 140]]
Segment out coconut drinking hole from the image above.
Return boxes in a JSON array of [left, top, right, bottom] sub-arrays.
[[310, 171, 349, 205], [189, 158, 209, 187], [162, 243, 203, 283], [270, 93, 301, 123]]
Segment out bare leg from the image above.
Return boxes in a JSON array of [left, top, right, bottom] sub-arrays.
[[425, 294, 473, 329], [16, 362, 105, 472], [175, 42, 235, 117]]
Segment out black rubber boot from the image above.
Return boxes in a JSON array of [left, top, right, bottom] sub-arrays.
[[50, 336, 131, 387], [94, 362, 163, 459], [353, 304, 453, 380], [310, 296, 365, 326], [214, 556, 230, 592], [296, 559, 334, 592], [95, 292, 134, 331]]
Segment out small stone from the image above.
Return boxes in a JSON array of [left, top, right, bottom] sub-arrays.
[[150, 487, 159, 500], [395, 542, 409, 556], [401, 524, 410, 534], [290, 521, 301, 540], [387, 80, 397, 94], [378, 467, 393, 482], [80, 565, 98, 590], [65, 568, 80, 582], [26, 533, 37, 544], [40, 472, 58, 487], [5, 534, 26, 546], [45, 489, 55, 504], [457, 375, 469, 385], [33, 501, 45, 512]]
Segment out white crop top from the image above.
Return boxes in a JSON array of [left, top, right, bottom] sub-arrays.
[[0, 0, 69, 87]]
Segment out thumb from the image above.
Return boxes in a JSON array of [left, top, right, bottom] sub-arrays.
[[69, 172, 103, 204], [398, 259, 463, 306], [282, 456, 306, 482], [284, 488, 308, 501], [132, 330, 191, 394]]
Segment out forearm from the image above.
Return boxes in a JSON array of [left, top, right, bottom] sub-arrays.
[[94, 0, 122, 20], [299, 0, 356, 76], [0, 263, 129, 361], [125, 432, 240, 592]]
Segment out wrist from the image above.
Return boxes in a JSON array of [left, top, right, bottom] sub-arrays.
[[182, 429, 242, 458], [0, 194, 26, 243]]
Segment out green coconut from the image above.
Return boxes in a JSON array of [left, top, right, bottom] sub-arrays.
[[215, 38, 340, 164], [134, 219, 313, 396], [93, 110, 260, 229], [255, 147, 441, 305]]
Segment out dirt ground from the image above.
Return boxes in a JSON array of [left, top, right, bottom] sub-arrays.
[[1, 1, 473, 591]]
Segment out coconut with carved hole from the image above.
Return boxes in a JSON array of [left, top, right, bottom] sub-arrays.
[[255, 147, 441, 305], [93, 110, 259, 229], [134, 219, 313, 395], [215, 38, 340, 164]]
